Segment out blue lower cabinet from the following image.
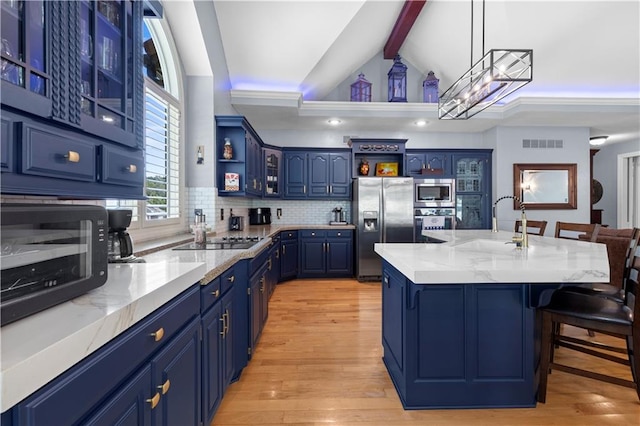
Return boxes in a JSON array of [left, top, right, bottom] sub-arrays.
[[201, 302, 223, 424], [279, 231, 298, 281], [82, 365, 153, 426], [381, 261, 536, 409], [299, 229, 353, 278], [151, 318, 201, 426], [12, 285, 201, 426], [200, 261, 248, 425]]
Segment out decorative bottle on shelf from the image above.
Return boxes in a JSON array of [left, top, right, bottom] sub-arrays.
[[194, 214, 207, 246], [358, 159, 370, 176], [223, 138, 233, 159]]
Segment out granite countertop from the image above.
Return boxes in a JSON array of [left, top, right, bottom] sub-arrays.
[[374, 229, 610, 284], [0, 223, 355, 412]]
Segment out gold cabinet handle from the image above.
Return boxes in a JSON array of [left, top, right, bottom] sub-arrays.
[[158, 379, 171, 395], [224, 309, 230, 334], [228, 275, 235, 283], [326, 242, 330, 252], [127, 164, 137, 173], [147, 392, 160, 409], [303, 185, 306, 194], [212, 289, 220, 298], [268, 258, 272, 271], [282, 245, 286, 254], [259, 277, 265, 293], [150, 327, 164, 342], [219, 316, 225, 336], [64, 151, 80, 163], [275, 249, 280, 259]]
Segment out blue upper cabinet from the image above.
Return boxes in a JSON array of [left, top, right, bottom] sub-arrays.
[[1, 1, 145, 199], [216, 116, 264, 198], [406, 151, 452, 178], [262, 147, 281, 198], [283, 150, 351, 200], [453, 150, 492, 229]]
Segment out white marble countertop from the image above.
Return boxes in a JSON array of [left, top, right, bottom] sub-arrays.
[[374, 229, 610, 284], [0, 223, 355, 412]]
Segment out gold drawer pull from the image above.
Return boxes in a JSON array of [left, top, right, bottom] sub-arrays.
[[127, 164, 137, 173], [227, 275, 235, 283], [150, 327, 164, 342], [158, 379, 171, 394], [147, 392, 160, 409], [64, 151, 80, 163], [212, 289, 220, 297]]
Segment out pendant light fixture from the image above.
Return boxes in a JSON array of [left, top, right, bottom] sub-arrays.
[[439, 0, 533, 120]]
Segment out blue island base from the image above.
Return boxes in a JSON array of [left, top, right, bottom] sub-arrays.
[[381, 261, 543, 409]]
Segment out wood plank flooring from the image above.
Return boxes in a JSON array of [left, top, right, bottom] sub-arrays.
[[212, 279, 640, 425]]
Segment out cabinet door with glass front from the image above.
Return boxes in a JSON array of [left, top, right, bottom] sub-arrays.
[[453, 151, 492, 229], [80, 0, 143, 149], [1, 0, 50, 116], [263, 148, 281, 198]]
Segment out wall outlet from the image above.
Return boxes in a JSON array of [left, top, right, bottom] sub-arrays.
[[276, 208, 282, 219], [220, 208, 224, 221]]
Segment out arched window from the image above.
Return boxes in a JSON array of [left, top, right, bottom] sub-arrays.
[[107, 18, 185, 241]]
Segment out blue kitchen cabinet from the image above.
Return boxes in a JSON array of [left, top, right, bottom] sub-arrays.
[[248, 245, 274, 357], [216, 116, 263, 197], [283, 150, 351, 199], [200, 262, 248, 425], [299, 229, 353, 278], [12, 285, 201, 426], [266, 234, 281, 297], [406, 151, 452, 177], [263, 147, 282, 198], [1, 0, 146, 199], [279, 230, 298, 281], [283, 151, 307, 197], [381, 261, 536, 409], [1, 116, 13, 172], [453, 150, 492, 229]]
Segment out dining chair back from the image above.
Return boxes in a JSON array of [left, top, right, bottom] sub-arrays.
[[515, 219, 548, 236], [537, 248, 640, 403], [554, 222, 600, 241]]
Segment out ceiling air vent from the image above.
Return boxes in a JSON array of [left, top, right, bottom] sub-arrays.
[[522, 139, 563, 149]]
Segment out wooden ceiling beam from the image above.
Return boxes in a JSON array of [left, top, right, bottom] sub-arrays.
[[383, 0, 427, 59]]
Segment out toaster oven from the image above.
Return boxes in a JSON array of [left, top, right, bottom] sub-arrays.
[[1, 204, 109, 326]]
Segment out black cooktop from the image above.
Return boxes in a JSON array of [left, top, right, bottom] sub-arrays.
[[173, 236, 264, 251]]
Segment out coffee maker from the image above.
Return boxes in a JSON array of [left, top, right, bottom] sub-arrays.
[[107, 209, 144, 263]]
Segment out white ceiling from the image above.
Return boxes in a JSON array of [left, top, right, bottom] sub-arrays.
[[165, 0, 640, 144]]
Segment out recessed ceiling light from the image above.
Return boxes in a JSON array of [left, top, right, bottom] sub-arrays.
[[414, 119, 428, 126], [589, 136, 608, 146], [327, 119, 342, 126]]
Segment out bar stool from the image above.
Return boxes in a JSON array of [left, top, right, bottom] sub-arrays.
[[537, 249, 640, 403]]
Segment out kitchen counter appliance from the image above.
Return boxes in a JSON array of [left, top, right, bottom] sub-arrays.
[[352, 177, 414, 281], [0, 204, 109, 326], [248, 207, 271, 225], [107, 209, 144, 263]]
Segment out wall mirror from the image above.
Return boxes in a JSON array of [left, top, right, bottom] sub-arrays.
[[513, 163, 577, 210]]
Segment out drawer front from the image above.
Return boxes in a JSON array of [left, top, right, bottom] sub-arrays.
[[220, 266, 238, 295], [200, 276, 222, 313], [300, 229, 327, 239], [17, 285, 200, 426], [100, 144, 145, 187], [280, 230, 298, 241], [327, 230, 351, 239], [20, 122, 96, 182]]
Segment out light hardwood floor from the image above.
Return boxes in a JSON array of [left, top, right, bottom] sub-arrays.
[[212, 279, 640, 425]]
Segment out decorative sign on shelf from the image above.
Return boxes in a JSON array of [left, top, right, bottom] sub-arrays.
[[224, 173, 239, 191]]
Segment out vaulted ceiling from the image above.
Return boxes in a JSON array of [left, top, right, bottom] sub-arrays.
[[164, 0, 640, 144]]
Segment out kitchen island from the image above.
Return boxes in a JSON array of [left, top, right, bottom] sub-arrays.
[[374, 230, 609, 409]]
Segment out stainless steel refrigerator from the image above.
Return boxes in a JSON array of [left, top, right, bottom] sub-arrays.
[[352, 177, 414, 281]]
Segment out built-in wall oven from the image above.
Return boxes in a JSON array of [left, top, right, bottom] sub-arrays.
[[414, 207, 456, 242], [414, 178, 455, 208]]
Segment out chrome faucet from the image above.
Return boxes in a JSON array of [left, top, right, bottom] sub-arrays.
[[492, 195, 528, 248]]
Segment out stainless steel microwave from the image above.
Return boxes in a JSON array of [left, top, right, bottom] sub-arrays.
[[1, 204, 109, 326], [414, 178, 456, 207]]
